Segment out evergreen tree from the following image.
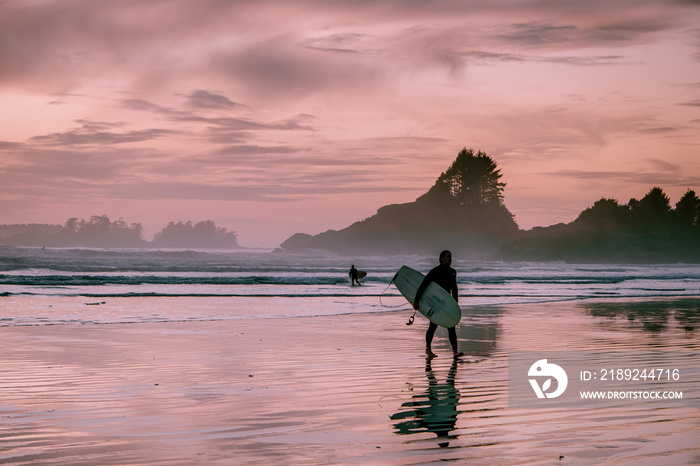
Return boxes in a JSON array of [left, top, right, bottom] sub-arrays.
[[629, 187, 672, 229], [675, 189, 700, 227], [431, 148, 507, 207], [575, 198, 629, 230], [414, 147, 518, 238]]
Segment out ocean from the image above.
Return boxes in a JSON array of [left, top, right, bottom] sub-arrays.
[[3, 245, 700, 326]]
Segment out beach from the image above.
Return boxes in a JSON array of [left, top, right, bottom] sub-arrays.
[[1, 297, 699, 465]]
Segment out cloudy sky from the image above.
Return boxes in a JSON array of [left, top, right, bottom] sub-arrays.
[[2, 0, 700, 248]]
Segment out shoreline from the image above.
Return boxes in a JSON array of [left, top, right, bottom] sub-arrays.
[[3, 294, 700, 326]]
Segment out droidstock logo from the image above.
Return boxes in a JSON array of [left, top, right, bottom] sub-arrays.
[[528, 359, 568, 399]]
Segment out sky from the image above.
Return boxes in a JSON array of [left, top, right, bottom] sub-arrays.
[[1, 0, 700, 248]]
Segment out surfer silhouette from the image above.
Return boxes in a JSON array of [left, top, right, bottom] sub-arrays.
[[349, 265, 362, 286], [391, 356, 461, 447], [413, 250, 463, 358]]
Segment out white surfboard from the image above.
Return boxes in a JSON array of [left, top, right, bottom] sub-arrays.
[[392, 265, 461, 328]]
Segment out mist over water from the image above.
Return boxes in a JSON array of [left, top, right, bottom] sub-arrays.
[[3, 246, 700, 325]]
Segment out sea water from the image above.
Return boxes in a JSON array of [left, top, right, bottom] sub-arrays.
[[2, 245, 700, 326]]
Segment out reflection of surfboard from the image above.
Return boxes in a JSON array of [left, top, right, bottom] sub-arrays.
[[392, 266, 461, 327], [357, 271, 367, 279]]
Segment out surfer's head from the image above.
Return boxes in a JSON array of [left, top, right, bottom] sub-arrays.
[[439, 250, 452, 266]]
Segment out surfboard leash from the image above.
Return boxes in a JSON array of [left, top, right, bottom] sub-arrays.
[[378, 277, 399, 308], [379, 274, 416, 326]]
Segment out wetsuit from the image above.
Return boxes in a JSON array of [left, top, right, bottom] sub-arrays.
[[414, 264, 459, 352], [349, 266, 360, 286]]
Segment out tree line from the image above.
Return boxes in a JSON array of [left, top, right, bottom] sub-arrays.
[[575, 187, 700, 232], [500, 187, 700, 262], [0, 215, 239, 249]]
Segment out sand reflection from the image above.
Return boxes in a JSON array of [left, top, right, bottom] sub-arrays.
[[583, 297, 700, 334], [391, 357, 461, 447]]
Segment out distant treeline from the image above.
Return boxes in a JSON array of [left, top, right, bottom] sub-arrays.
[[153, 220, 239, 248], [499, 187, 700, 262], [0, 215, 239, 249]]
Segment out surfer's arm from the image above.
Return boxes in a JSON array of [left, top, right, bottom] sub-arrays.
[[412, 274, 432, 309], [451, 274, 458, 303]]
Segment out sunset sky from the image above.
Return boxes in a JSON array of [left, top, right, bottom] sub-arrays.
[[2, 0, 700, 248]]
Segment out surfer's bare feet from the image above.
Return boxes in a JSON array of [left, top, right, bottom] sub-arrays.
[[426, 348, 437, 358]]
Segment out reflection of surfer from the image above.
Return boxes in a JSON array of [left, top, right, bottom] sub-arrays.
[[413, 250, 463, 358], [349, 265, 362, 286], [391, 357, 461, 448]]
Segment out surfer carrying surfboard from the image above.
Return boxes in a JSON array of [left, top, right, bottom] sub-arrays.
[[349, 265, 362, 286], [413, 250, 463, 358]]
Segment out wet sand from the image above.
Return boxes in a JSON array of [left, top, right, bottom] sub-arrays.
[[1, 298, 699, 465]]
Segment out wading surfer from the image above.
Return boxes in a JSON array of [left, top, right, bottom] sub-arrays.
[[413, 250, 463, 358], [349, 265, 362, 286]]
